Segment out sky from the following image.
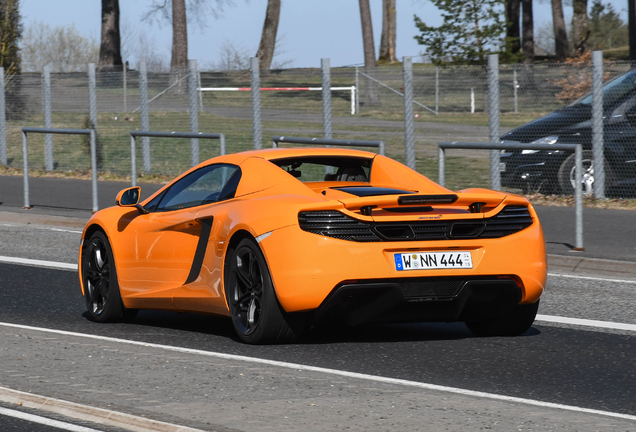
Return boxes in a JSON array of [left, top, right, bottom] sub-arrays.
[[20, 0, 630, 69]]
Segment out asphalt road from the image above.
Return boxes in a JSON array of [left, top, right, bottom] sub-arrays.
[[2, 175, 636, 263], [0, 402, 129, 432], [0, 261, 635, 431], [1, 176, 636, 431]]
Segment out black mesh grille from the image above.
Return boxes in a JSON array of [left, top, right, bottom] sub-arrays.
[[398, 277, 466, 298], [297, 211, 380, 242], [482, 205, 533, 238], [298, 205, 533, 242]]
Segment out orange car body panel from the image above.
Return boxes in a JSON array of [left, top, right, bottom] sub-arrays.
[[79, 148, 547, 318]]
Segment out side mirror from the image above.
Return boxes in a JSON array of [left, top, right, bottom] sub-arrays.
[[116, 187, 141, 207]]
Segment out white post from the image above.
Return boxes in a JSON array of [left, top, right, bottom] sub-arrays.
[[351, 86, 355, 115]]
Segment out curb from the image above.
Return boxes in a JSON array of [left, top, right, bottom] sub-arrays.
[[548, 254, 636, 279], [0, 385, 205, 432], [0, 210, 87, 230]]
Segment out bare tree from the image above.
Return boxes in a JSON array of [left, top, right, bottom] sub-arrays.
[[378, 0, 396, 63], [0, 0, 23, 118], [359, 0, 376, 69], [170, 0, 188, 92], [213, 40, 251, 71], [255, 0, 280, 71], [0, 0, 21, 76], [99, 0, 122, 71], [521, 0, 534, 62], [551, 0, 569, 60], [21, 22, 99, 72], [572, 0, 589, 54], [143, 0, 234, 88], [506, 0, 521, 55], [359, 0, 378, 105]]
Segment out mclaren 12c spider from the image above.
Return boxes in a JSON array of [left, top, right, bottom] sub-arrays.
[[79, 147, 547, 344]]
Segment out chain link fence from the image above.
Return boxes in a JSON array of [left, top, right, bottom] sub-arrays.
[[1, 54, 635, 199]]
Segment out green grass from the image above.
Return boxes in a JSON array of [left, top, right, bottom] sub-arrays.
[[0, 109, 492, 190]]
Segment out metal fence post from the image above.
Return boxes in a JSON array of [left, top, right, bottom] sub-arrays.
[[220, 133, 226, 155], [321, 58, 332, 139], [438, 147, 445, 187], [42, 64, 53, 171], [488, 54, 501, 190], [188, 59, 199, 167], [88, 63, 97, 129], [592, 51, 605, 199], [197, 71, 203, 111], [513, 65, 518, 114], [22, 131, 29, 208], [0, 68, 6, 166], [250, 57, 262, 149], [90, 129, 98, 212], [130, 135, 137, 187], [435, 66, 439, 115], [123, 62, 127, 113], [139, 60, 151, 173], [403, 56, 416, 170], [575, 144, 584, 250], [355, 66, 360, 114]]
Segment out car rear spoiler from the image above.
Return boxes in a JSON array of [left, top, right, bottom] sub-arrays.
[[338, 192, 507, 214]]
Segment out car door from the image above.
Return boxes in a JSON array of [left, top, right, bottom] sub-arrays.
[[115, 164, 241, 309]]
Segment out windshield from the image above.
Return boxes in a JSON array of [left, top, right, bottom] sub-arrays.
[[270, 156, 372, 182], [576, 70, 636, 107]]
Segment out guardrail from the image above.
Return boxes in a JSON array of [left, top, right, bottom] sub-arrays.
[[22, 127, 98, 212], [438, 141, 584, 250], [129, 131, 226, 187], [272, 136, 385, 156]]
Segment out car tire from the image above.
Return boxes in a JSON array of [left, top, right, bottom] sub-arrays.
[[82, 231, 134, 323], [558, 150, 597, 196], [465, 299, 539, 337], [225, 238, 304, 344]]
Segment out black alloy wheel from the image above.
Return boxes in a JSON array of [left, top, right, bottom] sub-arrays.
[[226, 238, 304, 344], [558, 150, 596, 196], [82, 231, 135, 322]]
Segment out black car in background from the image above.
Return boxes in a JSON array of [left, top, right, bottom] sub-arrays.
[[500, 69, 636, 196]]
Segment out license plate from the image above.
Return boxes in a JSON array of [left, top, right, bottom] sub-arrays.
[[394, 251, 473, 271]]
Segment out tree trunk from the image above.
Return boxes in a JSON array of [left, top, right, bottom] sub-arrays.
[[170, 0, 188, 93], [521, 0, 534, 62], [359, 0, 378, 105], [506, 0, 521, 54], [572, 0, 589, 54], [378, 0, 397, 63], [99, 0, 122, 71], [255, 0, 281, 71], [551, 0, 569, 61]]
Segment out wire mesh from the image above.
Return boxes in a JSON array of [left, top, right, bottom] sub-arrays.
[[0, 59, 635, 199]]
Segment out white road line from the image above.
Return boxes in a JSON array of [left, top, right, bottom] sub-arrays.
[[0, 386, 205, 432], [548, 273, 636, 284], [0, 256, 77, 271], [49, 228, 83, 234], [0, 406, 101, 432], [536, 314, 636, 331], [0, 223, 82, 234], [0, 321, 635, 424]]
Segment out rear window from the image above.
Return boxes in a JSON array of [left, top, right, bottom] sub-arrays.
[[270, 156, 372, 182]]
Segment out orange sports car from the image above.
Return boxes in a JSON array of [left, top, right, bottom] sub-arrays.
[[79, 147, 546, 344]]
